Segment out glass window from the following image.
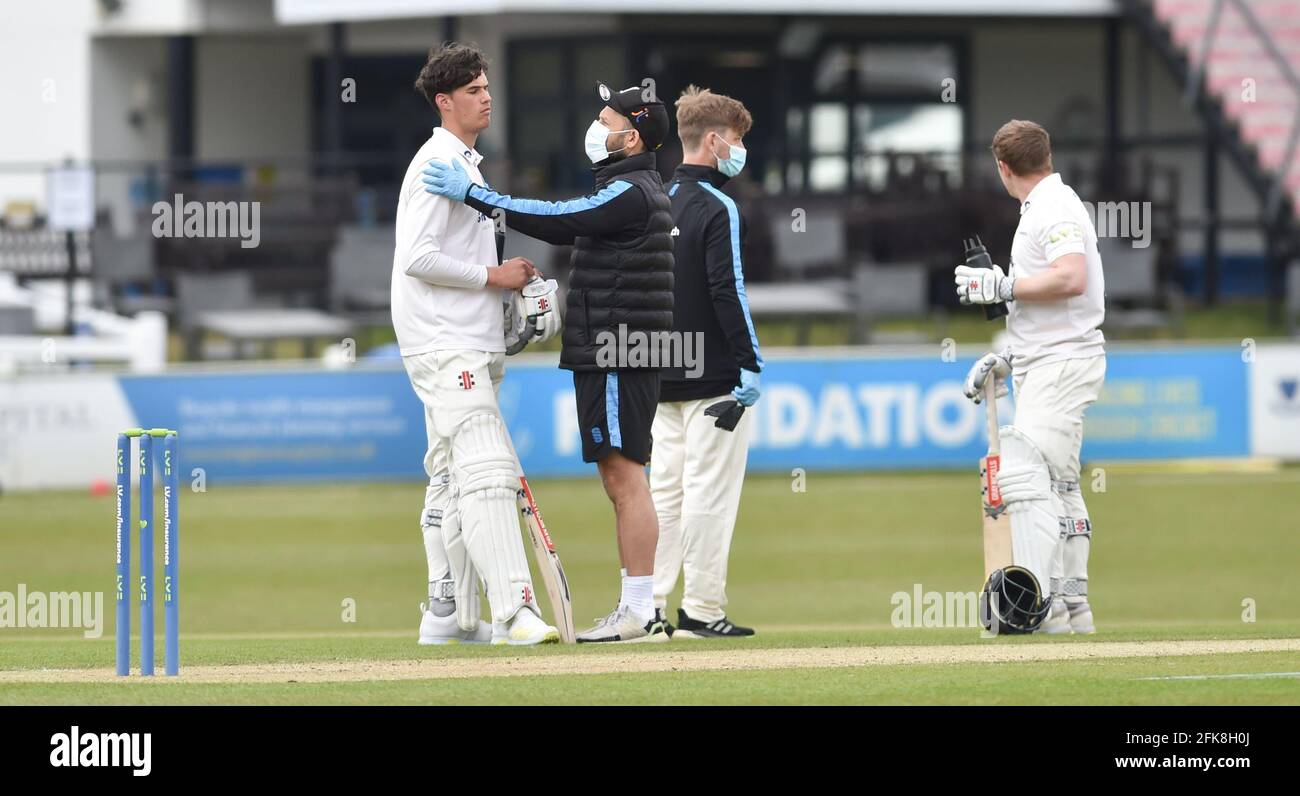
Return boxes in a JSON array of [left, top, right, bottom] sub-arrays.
[[576, 45, 624, 95], [776, 40, 963, 196], [810, 156, 848, 191], [853, 104, 963, 190], [810, 103, 847, 155], [786, 107, 805, 142], [513, 48, 563, 98], [786, 162, 804, 192], [854, 104, 961, 152], [764, 162, 784, 194], [856, 44, 956, 95], [813, 45, 852, 94], [517, 108, 567, 160]]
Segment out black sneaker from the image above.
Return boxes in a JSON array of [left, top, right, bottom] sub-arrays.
[[674, 608, 754, 639]]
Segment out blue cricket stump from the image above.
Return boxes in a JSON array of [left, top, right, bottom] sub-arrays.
[[163, 432, 180, 676], [116, 428, 180, 677], [139, 432, 154, 676], [115, 433, 132, 677]]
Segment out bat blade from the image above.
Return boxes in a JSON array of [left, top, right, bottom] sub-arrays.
[[981, 452, 1013, 581], [980, 380, 1013, 582], [518, 477, 576, 643]]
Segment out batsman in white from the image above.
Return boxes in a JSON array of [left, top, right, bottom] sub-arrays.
[[955, 120, 1107, 635], [392, 43, 560, 646]]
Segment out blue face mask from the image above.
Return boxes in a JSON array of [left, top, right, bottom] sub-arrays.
[[713, 133, 747, 177]]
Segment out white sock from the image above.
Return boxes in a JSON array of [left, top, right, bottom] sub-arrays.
[[620, 575, 654, 622]]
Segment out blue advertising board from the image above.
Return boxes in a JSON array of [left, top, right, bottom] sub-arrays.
[[112, 345, 1249, 483]]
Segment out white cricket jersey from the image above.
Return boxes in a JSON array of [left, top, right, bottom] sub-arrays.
[[391, 127, 504, 356], [1006, 173, 1106, 371]]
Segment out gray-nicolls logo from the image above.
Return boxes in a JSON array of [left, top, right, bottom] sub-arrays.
[[49, 726, 151, 776]]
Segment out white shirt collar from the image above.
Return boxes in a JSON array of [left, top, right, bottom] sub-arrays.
[[434, 127, 483, 166], [1019, 172, 1061, 215]]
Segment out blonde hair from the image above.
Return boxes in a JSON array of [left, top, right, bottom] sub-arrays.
[[991, 120, 1053, 176], [675, 85, 753, 150]]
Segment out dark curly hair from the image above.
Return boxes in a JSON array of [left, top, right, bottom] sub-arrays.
[[414, 42, 489, 114]]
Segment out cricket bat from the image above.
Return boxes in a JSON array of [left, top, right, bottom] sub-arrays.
[[517, 477, 576, 643], [980, 379, 1013, 582]]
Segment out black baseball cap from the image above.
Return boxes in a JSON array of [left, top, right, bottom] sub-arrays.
[[598, 82, 669, 152]]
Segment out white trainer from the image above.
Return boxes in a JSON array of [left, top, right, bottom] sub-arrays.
[[418, 605, 492, 645], [1038, 599, 1072, 635], [576, 605, 661, 644], [492, 606, 560, 646]]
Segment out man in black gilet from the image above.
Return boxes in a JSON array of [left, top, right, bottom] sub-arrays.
[[421, 83, 674, 643]]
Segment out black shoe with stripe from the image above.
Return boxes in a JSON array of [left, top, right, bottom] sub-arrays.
[[674, 608, 754, 638]]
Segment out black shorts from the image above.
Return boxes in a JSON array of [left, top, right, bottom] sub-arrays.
[[573, 370, 660, 464]]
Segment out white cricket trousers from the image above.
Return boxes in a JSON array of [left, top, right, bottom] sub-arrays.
[[1012, 354, 1106, 602], [650, 395, 752, 623], [403, 349, 537, 626]]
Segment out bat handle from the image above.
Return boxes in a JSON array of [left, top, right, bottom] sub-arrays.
[[983, 379, 1000, 456]]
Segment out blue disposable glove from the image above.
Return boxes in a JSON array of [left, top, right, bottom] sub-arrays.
[[421, 158, 473, 202], [732, 369, 761, 407]]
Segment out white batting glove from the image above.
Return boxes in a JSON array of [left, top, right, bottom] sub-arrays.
[[963, 349, 1013, 404], [954, 263, 1015, 305], [504, 276, 561, 355], [521, 276, 560, 344]]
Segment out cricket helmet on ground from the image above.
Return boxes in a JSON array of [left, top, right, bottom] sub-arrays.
[[979, 565, 1049, 635]]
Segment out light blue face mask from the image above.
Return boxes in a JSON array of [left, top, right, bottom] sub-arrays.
[[713, 133, 747, 177]]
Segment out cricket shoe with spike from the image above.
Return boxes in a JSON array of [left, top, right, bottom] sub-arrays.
[[1066, 601, 1095, 634], [418, 605, 492, 645], [1037, 599, 1072, 635], [673, 609, 754, 639], [576, 605, 664, 643], [492, 605, 560, 646]]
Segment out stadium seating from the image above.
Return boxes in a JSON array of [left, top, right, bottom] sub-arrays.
[[1153, 0, 1300, 213]]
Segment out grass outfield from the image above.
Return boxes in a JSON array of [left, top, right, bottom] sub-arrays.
[[1, 470, 1298, 705]]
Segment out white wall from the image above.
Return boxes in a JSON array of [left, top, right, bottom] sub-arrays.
[[89, 38, 170, 235], [93, 0, 202, 36], [94, 0, 279, 36], [0, 2, 96, 209]]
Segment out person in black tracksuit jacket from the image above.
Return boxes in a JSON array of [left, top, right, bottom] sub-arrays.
[[421, 82, 673, 644], [650, 86, 763, 639], [659, 166, 763, 398]]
